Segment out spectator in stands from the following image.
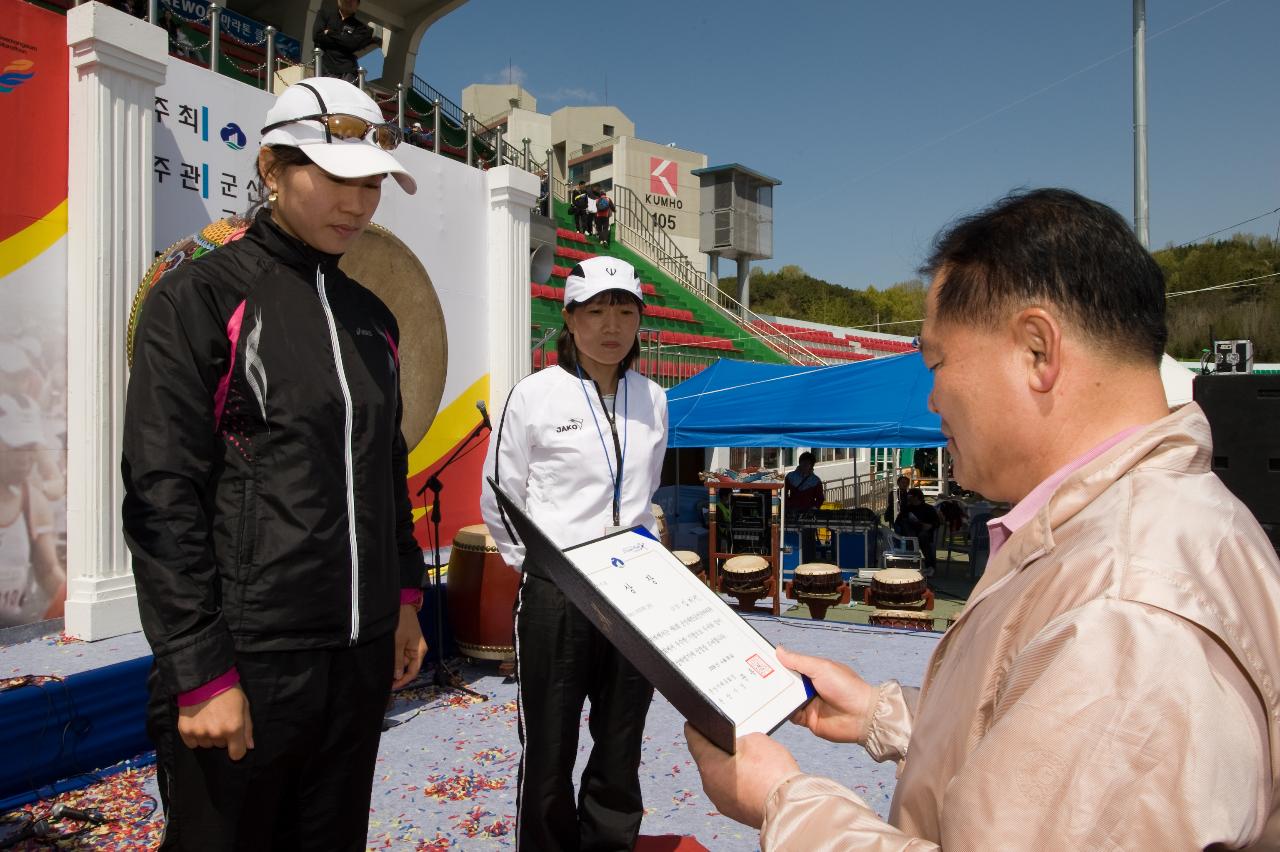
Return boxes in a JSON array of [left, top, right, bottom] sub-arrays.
[[162, 9, 199, 61], [570, 180, 590, 234], [898, 487, 940, 575], [685, 188, 1280, 850], [407, 121, 433, 148], [123, 78, 425, 851], [585, 185, 600, 238], [110, 0, 142, 17], [537, 172, 550, 217], [784, 451, 824, 512], [595, 186, 614, 247], [313, 0, 376, 84]]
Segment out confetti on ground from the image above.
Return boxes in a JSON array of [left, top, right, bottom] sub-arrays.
[[4, 618, 931, 849], [422, 770, 509, 802], [0, 674, 61, 691], [450, 805, 514, 839], [471, 747, 515, 767], [0, 762, 160, 850], [476, 700, 518, 721]]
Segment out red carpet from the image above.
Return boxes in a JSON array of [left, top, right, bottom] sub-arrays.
[[636, 835, 711, 851]]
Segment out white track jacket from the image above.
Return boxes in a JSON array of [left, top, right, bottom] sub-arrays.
[[480, 365, 668, 570]]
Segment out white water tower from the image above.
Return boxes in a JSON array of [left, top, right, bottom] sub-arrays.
[[690, 164, 780, 311]]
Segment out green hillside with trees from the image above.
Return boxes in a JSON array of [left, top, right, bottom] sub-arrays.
[[732, 234, 1279, 361]]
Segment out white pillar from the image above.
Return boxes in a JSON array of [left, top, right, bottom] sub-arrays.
[[486, 165, 541, 410], [64, 3, 167, 640]]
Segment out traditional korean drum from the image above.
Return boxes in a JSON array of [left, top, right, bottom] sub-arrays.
[[446, 524, 519, 662], [789, 562, 848, 621], [720, 554, 770, 593], [652, 503, 670, 549], [869, 609, 936, 632], [720, 554, 772, 611], [792, 562, 842, 596], [672, 550, 704, 578], [869, 568, 927, 608]]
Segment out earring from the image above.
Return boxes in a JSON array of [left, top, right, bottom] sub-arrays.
[[268, 190, 278, 204]]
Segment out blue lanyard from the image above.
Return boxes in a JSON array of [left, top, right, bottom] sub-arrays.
[[576, 365, 629, 526]]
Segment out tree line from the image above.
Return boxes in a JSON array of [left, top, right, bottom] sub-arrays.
[[729, 234, 1279, 361]]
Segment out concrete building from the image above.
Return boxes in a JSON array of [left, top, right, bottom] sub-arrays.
[[463, 83, 708, 267]]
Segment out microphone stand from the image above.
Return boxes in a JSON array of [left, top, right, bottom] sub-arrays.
[[415, 413, 490, 701]]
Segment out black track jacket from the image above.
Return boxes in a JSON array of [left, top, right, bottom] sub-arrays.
[[122, 212, 422, 697], [312, 6, 375, 79]]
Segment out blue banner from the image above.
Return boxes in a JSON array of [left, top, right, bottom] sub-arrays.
[[160, 0, 302, 62]]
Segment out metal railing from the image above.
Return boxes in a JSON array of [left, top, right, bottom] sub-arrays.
[[411, 75, 468, 128], [530, 327, 719, 389], [572, 134, 618, 159], [824, 469, 904, 513], [568, 178, 821, 366], [148, 2, 291, 90], [404, 75, 552, 175], [637, 329, 719, 388], [153, 21, 551, 180]]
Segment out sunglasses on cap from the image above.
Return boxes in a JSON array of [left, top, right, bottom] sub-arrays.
[[261, 81, 402, 150], [261, 112, 403, 150]]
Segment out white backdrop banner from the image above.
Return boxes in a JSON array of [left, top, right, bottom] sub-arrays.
[[153, 56, 273, 248], [151, 62, 494, 540]]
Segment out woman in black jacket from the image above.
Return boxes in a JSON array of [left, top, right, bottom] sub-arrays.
[[123, 78, 426, 851]]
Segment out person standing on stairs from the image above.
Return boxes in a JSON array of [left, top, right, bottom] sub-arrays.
[[570, 181, 591, 235], [595, 187, 614, 248]]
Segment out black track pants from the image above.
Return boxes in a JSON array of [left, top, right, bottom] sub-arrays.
[[146, 633, 395, 851], [513, 569, 655, 852]]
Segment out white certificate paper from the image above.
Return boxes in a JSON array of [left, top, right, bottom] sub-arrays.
[[564, 530, 812, 739]]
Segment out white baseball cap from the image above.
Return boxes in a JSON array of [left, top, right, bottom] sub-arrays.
[[260, 78, 416, 195], [0, 394, 45, 448], [563, 256, 644, 306]]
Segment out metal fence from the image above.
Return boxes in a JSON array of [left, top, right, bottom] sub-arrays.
[[551, 175, 822, 367], [530, 327, 721, 389], [824, 469, 904, 513]]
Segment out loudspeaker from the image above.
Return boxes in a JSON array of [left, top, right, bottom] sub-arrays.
[[1193, 374, 1280, 543], [729, 493, 768, 531], [531, 244, 555, 284]]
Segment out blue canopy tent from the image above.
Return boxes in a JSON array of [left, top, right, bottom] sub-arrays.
[[665, 353, 944, 448]]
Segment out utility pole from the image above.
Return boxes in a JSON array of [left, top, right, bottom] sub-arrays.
[[1133, 0, 1150, 248]]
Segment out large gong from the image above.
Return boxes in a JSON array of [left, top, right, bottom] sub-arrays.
[[127, 218, 447, 448]]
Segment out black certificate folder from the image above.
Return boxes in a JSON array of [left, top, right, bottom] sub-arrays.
[[487, 478, 814, 754]]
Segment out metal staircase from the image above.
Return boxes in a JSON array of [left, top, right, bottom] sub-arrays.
[[553, 178, 821, 366]]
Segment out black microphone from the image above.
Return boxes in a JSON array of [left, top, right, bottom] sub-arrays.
[[50, 803, 108, 824], [475, 400, 493, 432], [0, 819, 51, 848]]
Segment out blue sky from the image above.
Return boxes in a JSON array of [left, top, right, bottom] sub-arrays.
[[381, 0, 1278, 290]]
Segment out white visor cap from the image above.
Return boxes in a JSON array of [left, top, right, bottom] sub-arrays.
[[563, 256, 644, 306], [260, 77, 416, 194]]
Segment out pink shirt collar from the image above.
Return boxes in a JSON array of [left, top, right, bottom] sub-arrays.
[[988, 426, 1144, 558]]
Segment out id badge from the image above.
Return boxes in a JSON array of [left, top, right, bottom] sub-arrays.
[[604, 525, 628, 536]]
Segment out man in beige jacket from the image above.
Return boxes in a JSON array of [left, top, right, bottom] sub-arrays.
[[687, 188, 1280, 850]]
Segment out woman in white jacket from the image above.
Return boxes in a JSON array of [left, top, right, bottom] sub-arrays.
[[480, 256, 667, 851]]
